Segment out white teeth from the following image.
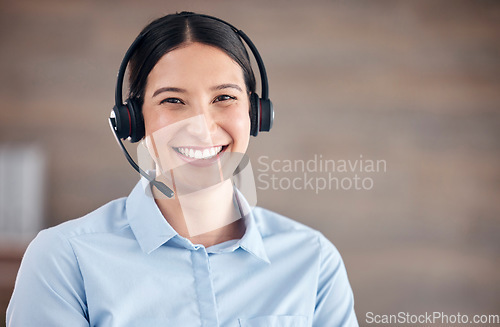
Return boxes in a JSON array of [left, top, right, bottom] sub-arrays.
[[174, 146, 223, 160]]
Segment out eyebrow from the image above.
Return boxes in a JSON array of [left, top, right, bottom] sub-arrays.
[[152, 83, 243, 98], [152, 87, 186, 98], [210, 83, 243, 92]]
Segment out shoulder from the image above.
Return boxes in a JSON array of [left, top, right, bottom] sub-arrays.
[[45, 197, 127, 239], [251, 206, 340, 257], [252, 206, 328, 239], [4, 199, 129, 326], [26, 197, 128, 259], [15, 197, 129, 292]]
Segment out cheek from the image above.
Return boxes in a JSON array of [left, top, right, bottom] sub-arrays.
[[142, 106, 184, 137], [142, 106, 160, 136], [225, 107, 251, 149], [232, 110, 251, 132]]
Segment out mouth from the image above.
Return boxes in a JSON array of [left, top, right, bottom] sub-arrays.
[[173, 145, 228, 161]]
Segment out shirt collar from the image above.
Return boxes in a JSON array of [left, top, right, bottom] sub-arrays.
[[126, 180, 178, 254], [232, 189, 270, 264], [126, 179, 270, 264]]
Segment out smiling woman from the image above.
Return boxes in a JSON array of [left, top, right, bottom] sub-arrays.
[[6, 12, 358, 327]]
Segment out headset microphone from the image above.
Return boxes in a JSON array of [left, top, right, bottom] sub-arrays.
[[108, 116, 175, 198]]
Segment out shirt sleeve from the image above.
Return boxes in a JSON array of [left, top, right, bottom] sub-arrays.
[[313, 234, 359, 327], [6, 228, 89, 327]]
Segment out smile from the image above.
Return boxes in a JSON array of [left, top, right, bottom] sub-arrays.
[[173, 145, 227, 160]]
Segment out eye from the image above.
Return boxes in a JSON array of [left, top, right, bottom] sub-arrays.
[[160, 97, 184, 105], [213, 95, 236, 103]]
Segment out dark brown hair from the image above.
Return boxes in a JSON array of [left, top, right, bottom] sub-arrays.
[[128, 12, 256, 108]]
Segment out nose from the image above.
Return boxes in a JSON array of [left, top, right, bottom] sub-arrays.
[[185, 109, 218, 140]]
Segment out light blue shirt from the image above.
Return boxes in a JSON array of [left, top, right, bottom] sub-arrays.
[[7, 180, 358, 326]]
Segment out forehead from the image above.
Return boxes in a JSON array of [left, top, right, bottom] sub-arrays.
[[145, 42, 245, 93]]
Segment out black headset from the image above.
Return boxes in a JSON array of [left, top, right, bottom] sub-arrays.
[[109, 13, 273, 198], [110, 13, 273, 143]]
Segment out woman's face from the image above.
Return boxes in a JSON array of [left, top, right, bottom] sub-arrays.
[[141, 42, 251, 192]]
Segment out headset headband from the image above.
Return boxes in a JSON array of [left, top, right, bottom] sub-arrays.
[[115, 13, 270, 110]]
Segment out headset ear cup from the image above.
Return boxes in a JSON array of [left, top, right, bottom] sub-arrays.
[[112, 104, 132, 140], [250, 93, 260, 137], [259, 99, 273, 132], [127, 98, 145, 143]]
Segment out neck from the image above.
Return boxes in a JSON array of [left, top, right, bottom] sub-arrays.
[[153, 177, 245, 247]]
